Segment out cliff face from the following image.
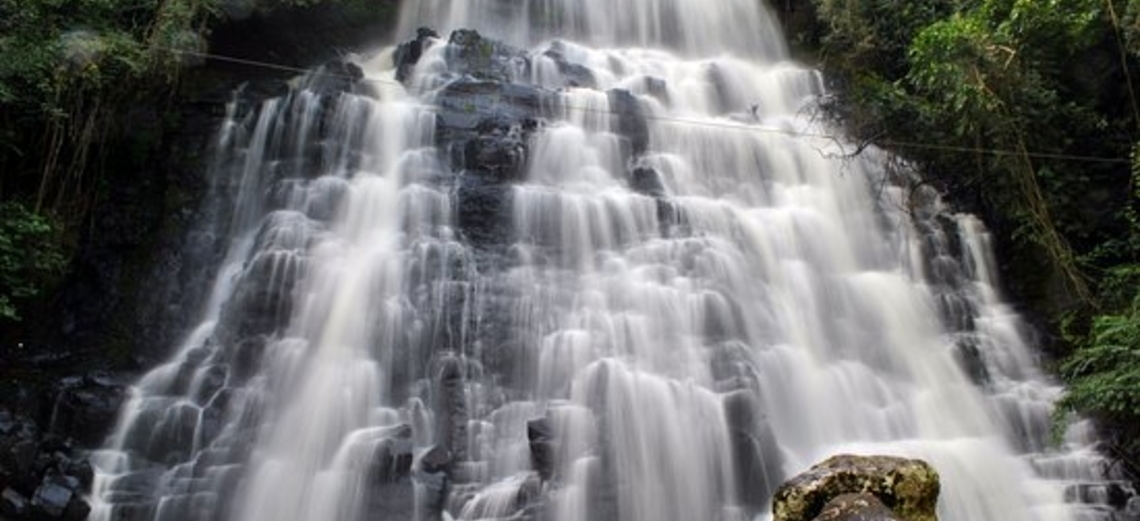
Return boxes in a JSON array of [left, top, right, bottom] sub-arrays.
[[1, 0, 400, 457]]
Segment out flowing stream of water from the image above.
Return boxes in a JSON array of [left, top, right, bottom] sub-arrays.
[[89, 1, 1129, 520]]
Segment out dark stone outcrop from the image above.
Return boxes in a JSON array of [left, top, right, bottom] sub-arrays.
[[446, 29, 528, 82], [394, 27, 440, 82], [0, 410, 94, 520], [772, 455, 940, 521], [607, 88, 650, 157], [464, 132, 527, 181], [527, 417, 555, 481], [373, 424, 415, 483], [48, 373, 129, 447], [724, 389, 783, 510]]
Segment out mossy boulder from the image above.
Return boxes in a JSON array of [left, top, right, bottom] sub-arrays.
[[772, 454, 940, 521]]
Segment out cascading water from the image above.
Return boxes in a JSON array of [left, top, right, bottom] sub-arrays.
[[88, 1, 1132, 521]]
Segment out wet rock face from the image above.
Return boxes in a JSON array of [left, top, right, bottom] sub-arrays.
[[772, 455, 940, 521]]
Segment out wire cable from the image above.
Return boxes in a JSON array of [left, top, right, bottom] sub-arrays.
[[156, 46, 1133, 166]]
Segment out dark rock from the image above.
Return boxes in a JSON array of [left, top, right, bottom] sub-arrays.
[[446, 29, 527, 82], [953, 338, 989, 386], [219, 247, 306, 340], [395, 27, 440, 83], [0, 409, 14, 435], [629, 166, 667, 197], [456, 174, 514, 254], [1124, 496, 1140, 521], [464, 133, 527, 180], [64, 459, 94, 491], [540, 43, 598, 88], [373, 424, 415, 483], [1064, 481, 1134, 508], [63, 496, 92, 521], [607, 89, 649, 157], [811, 493, 903, 521], [433, 357, 468, 460], [435, 80, 549, 148], [207, 0, 400, 71], [31, 481, 73, 518], [304, 59, 364, 97], [416, 445, 452, 521], [1, 487, 29, 517], [772, 454, 940, 521], [723, 389, 783, 510], [2, 440, 38, 487], [240, 79, 292, 106], [49, 373, 128, 447], [527, 417, 555, 480], [218, 0, 256, 21], [420, 445, 453, 475]]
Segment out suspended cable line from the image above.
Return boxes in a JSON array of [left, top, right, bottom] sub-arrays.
[[157, 46, 1133, 166]]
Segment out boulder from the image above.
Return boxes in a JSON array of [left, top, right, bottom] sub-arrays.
[[394, 27, 440, 83], [772, 455, 939, 521], [527, 417, 555, 481], [49, 373, 128, 447], [811, 493, 903, 521], [31, 481, 72, 518], [1, 487, 29, 517]]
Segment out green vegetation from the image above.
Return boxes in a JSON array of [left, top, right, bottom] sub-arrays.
[[0, 0, 218, 324], [0, 202, 67, 320], [810, 0, 1140, 475], [0, 0, 390, 324]]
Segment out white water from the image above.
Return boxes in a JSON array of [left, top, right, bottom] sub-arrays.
[[89, 1, 1125, 521]]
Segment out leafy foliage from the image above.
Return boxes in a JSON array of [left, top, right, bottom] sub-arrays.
[[1060, 294, 1140, 418], [0, 202, 67, 321], [812, 0, 1140, 475], [0, 0, 387, 322]]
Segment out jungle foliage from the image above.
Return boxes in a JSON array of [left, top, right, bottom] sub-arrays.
[[811, 0, 1140, 474], [0, 0, 217, 321], [0, 0, 386, 322]]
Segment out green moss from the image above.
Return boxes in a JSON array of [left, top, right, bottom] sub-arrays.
[[773, 455, 940, 521]]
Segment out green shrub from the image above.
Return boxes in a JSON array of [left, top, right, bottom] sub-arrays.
[[0, 202, 67, 321]]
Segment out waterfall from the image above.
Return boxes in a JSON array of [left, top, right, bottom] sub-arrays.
[[88, 1, 1128, 521]]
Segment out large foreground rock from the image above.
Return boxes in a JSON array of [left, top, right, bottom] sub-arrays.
[[772, 454, 940, 521]]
